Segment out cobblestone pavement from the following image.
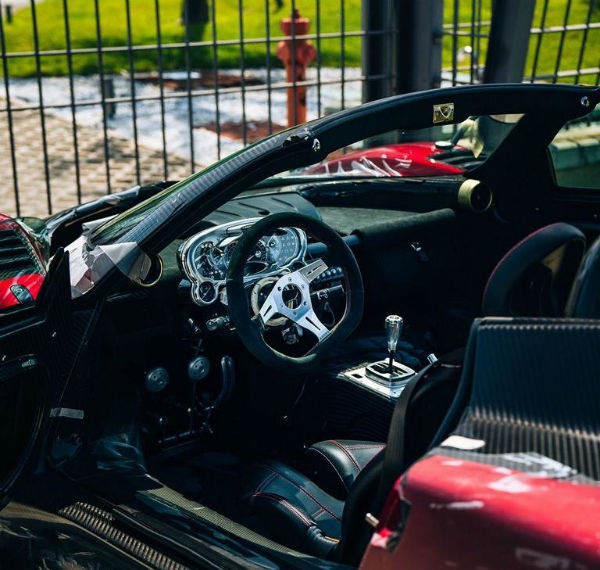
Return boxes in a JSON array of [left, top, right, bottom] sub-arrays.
[[0, 99, 203, 218]]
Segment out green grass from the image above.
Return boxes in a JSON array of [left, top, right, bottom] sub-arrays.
[[1, 0, 599, 82], [0, 0, 362, 77], [442, 0, 600, 84]]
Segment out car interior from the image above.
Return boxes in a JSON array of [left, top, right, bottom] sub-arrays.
[[4, 89, 600, 568]]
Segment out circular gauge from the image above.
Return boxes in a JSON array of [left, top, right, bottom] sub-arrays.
[[193, 281, 218, 305], [243, 240, 269, 276], [249, 240, 268, 263], [250, 277, 287, 326], [197, 254, 224, 280], [224, 242, 237, 264], [210, 246, 227, 269], [267, 230, 301, 266]]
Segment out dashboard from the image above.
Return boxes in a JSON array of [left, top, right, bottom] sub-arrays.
[[178, 218, 308, 306]]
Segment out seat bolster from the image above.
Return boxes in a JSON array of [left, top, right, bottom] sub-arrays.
[[306, 440, 385, 499], [243, 460, 343, 558]]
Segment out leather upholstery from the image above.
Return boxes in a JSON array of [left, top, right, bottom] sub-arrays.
[[306, 440, 385, 499], [242, 460, 343, 558], [566, 234, 600, 318], [482, 222, 585, 317]]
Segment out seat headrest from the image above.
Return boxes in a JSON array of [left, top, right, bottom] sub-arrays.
[[482, 222, 585, 317], [566, 234, 600, 318]]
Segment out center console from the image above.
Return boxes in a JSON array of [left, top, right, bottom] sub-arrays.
[[316, 315, 435, 442], [338, 315, 435, 400]]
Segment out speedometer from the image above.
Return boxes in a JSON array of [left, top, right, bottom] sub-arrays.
[[267, 229, 301, 266]]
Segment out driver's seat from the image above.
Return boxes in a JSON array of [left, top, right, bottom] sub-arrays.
[[242, 460, 345, 558]]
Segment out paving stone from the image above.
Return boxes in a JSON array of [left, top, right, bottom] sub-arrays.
[[0, 98, 204, 218]]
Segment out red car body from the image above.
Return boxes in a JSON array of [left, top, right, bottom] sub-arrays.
[[306, 142, 465, 178], [0, 214, 46, 310], [362, 454, 599, 569]]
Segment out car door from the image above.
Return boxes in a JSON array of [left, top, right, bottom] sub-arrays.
[[0, 246, 74, 507]]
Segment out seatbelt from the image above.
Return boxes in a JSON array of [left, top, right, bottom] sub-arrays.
[[373, 360, 439, 512]]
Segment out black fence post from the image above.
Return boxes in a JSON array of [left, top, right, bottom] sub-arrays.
[[395, 0, 443, 95], [361, 0, 396, 102], [101, 77, 115, 119], [181, 0, 209, 24], [483, 0, 535, 83]]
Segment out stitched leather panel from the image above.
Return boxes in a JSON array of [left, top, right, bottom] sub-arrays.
[[242, 460, 343, 558], [306, 440, 385, 499]]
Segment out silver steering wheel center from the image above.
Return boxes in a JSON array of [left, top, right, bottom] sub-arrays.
[[257, 259, 331, 341]]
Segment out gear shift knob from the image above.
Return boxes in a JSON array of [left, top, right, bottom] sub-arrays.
[[385, 315, 403, 370]]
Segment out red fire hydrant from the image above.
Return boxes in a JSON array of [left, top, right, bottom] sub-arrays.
[[277, 9, 316, 127]]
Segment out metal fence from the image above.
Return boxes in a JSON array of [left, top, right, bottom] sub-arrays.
[[0, 0, 599, 217], [441, 0, 600, 85]]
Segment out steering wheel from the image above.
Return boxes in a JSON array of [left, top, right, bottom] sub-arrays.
[[226, 213, 364, 372]]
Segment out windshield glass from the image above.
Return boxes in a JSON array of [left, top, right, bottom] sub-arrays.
[[272, 114, 523, 180], [90, 112, 522, 247], [89, 143, 256, 246]]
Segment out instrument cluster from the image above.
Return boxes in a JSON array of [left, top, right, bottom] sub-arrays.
[[178, 218, 307, 306]]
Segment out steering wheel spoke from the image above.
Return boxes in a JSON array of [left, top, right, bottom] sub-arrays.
[[295, 308, 331, 341], [258, 288, 281, 324], [298, 258, 328, 283], [257, 261, 331, 342]]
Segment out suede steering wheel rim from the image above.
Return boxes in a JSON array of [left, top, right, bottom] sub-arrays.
[[226, 212, 364, 372]]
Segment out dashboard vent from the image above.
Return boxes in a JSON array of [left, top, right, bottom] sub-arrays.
[[0, 229, 38, 279]]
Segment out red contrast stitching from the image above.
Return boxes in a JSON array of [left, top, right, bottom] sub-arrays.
[[326, 440, 360, 471], [307, 447, 349, 491], [253, 492, 313, 528], [255, 472, 277, 494], [258, 464, 341, 520]]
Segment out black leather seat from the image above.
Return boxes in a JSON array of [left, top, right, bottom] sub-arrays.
[[243, 460, 343, 558], [241, 223, 587, 560], [566, 233, 600, 317], [482, 221, 585, 316], [305, 440, 385, 500]]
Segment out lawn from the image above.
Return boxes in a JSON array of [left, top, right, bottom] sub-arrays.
[[1, 0, 598, 83], [441, 0, 600, 84], [0, 0, 363, 76]]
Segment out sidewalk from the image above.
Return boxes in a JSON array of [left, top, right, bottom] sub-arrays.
[[0, 99, 203, 218]]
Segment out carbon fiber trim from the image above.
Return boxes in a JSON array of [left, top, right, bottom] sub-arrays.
[[437, 318, 600, 481], [59, 502, 189, 570]]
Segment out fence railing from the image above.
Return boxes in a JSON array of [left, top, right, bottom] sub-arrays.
[[441, 0, 600, 86], [0, 0, 598, 218]]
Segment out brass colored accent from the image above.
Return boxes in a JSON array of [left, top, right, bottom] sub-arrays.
[[138, 255, 163, 288], [457, 179, 493, 213], [433, 102, 455, 124]]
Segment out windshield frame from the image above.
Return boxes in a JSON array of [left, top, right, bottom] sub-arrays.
[[90, 83, 599, 258]]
